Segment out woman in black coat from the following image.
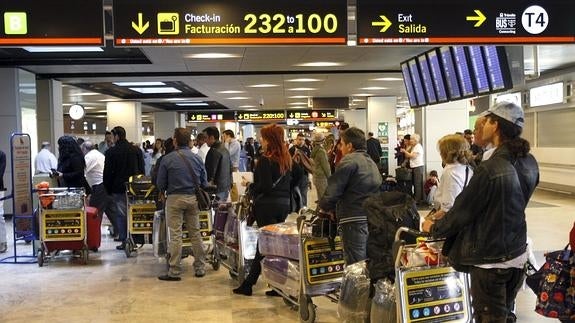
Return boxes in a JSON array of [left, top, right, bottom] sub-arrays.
[[55, 136, 90, 193]]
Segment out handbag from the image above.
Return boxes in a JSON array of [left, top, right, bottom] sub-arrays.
[[395, 167, 412, 181], [526, 244, 575, 320], [176, 150, 211, 211]]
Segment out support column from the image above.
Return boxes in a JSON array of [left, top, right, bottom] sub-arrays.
[[36, 79, 63, 152], [106, 102, 142, 144], [343, 110, 367, 130], [367, 97, 397, 175], [154, 111, 179, 140]]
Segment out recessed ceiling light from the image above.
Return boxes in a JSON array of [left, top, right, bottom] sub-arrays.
[[218, 90, 245, 94], [129, 87, 182, 94], [352, 99, 365, 102], [23, 47, 104, 53], [286, 78, 322, 82], [165, 98, 189, 101], [291, 106, 308, 109], [72, 92, 100, 96], [371, 77, 403, 81], [295, 62, 343, 67], [247, 84, 278, 88], [238, 105, 256, 108], [288, 102, 308, 105], [288, 95, 309, 99], [176, 102, 209, 106], [186, 53, 241, 59], [352, 93, 373, 97], [288, 88, 317, 91], [113, 81, 166, 87], [360, 87, 388, 90], [227, 97, 250, 100]]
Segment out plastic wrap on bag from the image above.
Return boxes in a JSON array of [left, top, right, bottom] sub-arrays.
[[214, 204, 232, 239], [258, 222, 299, 260], [401, 241, 443, 268], [153, 210, 166, 258], [262, 256, 300, 297], [338, 260, 372, 323], [224, 213, 239, 244], [370, 278, 396, 323], [240, 221, 259, 260]]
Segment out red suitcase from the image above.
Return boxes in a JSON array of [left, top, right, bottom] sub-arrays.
[[85, 206, 101, 251]]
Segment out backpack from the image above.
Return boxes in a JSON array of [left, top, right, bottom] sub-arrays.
[[293, 149, 315, 174]]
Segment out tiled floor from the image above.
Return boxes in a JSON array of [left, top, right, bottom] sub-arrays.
[[0, 188, 573, 322]]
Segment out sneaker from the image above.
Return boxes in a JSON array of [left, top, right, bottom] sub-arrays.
[[0, 242, 7, 253], [195, 268, 206, 278], [158, 275, 181, 281]]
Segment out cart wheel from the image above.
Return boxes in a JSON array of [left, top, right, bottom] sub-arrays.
[[299, 295, 316, 323], [37, 249, 44, 267], [124, 241, 132, 258], [212, 258, 220, 271]]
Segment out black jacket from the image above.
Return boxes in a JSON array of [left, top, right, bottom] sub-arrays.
[[57, 153, 90, 192], [103, 140, 145, 194], [366, 137, 382, 164], [431, 145, 539, 266], [205, 141, 232, 193]]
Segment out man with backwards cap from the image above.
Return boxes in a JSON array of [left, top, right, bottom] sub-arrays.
[[423, 101, 539, 322], [35, 141, 57, 175]]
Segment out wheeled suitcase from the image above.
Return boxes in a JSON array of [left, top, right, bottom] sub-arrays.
[[85, 206, 101, 251]]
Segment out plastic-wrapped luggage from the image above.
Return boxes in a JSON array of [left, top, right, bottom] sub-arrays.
[[258, 222, 299, 260], [338, 260, 372, 323], [370, 278, 396, 323], [224, 212, 239, 244], [153, 210, 166, 257], [261, 256, 300, 297]]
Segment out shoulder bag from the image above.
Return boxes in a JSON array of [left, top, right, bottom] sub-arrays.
[[176, 150, 211, 211]]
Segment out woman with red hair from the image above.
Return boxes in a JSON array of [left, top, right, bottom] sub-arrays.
[[233, 124, 294, 296]]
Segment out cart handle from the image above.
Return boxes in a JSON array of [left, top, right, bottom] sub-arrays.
[[394, 227, 430, 242]]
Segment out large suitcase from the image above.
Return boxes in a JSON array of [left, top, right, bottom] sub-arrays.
[[85, 206, 101, 251]]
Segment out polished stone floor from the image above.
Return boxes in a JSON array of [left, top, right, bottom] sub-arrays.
[[0, 188, 573, 322]]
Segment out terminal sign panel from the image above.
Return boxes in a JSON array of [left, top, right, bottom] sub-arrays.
[[237, 110, 286, 122], [287, 110, 336, 120], [357, 0, 575, 45], [113, 0, 347, 46], [187, 111, 235, 122], [0, 0, 104, 46]]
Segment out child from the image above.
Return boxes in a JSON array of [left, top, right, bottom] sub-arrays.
[[424, 170, 439, 206]]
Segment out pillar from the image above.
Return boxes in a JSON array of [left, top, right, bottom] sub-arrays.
[[367, 97, 397, 175], [106, 101, 142, 144], [343, 110, 367, 130], [36, 79, 63, 152], [154, 111, 179, 140]]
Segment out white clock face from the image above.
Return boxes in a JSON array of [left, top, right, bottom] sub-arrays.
[[69, 104, 85, 120]]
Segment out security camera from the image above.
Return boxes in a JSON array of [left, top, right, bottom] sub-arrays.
[[259, 97, 265, 106]]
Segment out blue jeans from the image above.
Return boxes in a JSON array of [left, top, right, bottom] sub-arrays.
[[112, 193, 128, 241], [339, 221, 368, 265]]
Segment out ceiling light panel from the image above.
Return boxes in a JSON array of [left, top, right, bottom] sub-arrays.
[[371, 77, 403, 81], [288, 95, 309, 99], [186, 53, 242, 59], [129, 87, 182, 94], [227, 97, 250, 100], [218, 90, 245, 94], [286, 78, 322, 82], [361, 87, 388, 90], [288, 88, 317, 91], [295, 62, 344, 67], [176, 102, 209, 106], [247, 84, 279, 88], [113, 81, 166, 86]]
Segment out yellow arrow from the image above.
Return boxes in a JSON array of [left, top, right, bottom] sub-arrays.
[[466, 9, 486, 27], [372, 15, 392, 33], [131, 13, 149, 34]]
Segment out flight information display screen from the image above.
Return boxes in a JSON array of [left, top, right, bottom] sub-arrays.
[[417, 55, 438, 104], [401, 62, 418, 107], [426, 49, 448, 102], [439, 46, 462, 100], [452, 46, 475, 97], [483, 45, 511, 91], [408, 59, 427, 106], [467, 46, 491, 94]]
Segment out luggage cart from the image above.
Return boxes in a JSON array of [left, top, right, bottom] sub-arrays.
[[393, 227, 472, 323], [36, 187, 88, 266], [124, 177, 157, 257], [265, 209, 345, 323], [215, 195, 258, 283]]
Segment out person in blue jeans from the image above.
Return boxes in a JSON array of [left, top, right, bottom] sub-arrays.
[[319, 127, 382, 265]]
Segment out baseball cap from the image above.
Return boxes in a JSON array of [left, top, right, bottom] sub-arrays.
[[480, 101, 524, 128]]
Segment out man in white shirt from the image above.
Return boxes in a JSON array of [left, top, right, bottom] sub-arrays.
[[222, 130, 241, 171], [401, 133, 425, 205], [35, 142, 57, 174], [195, 133, 210, 164], [81, 141, 119, 238]]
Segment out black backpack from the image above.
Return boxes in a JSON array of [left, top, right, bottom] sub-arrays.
[[363, 191, 420, 281]]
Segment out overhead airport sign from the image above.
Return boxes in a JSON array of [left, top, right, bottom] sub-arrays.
[[237, 110, 286, 122], [357, 0, 575, 45], [113, 0, 347, 46], [187, 111, 235, 122], [287, 110, 336, 120], [0, 0, 104, 46]]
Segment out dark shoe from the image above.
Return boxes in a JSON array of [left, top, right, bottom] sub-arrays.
[[116, 243, 126, 250], [113, 238, 122, 242], [232, 283, 253, 296], [158, 275, 181, 281], [265, 290, 281, 297]]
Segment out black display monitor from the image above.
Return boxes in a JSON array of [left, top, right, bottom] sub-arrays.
[[483, 46, 513, 92], [408, 59, 427, 106], [439, 46, 462, 100], [401, 62, 419, 108], [426, 49, 449, 103], [467, 46, 491, 94], [452, 46, 475, 97], [417, 55, 438, 104]]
